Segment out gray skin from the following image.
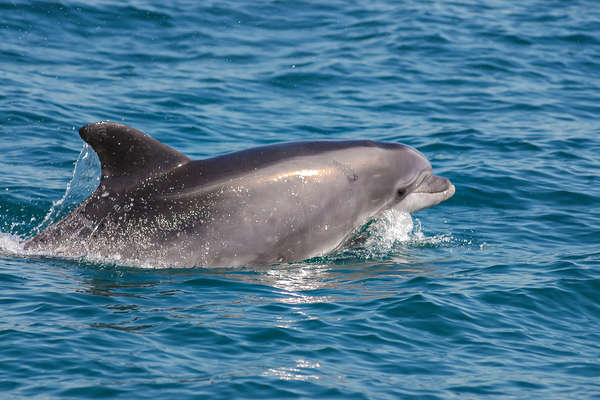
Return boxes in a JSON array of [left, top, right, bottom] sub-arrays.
[[24, 122, 455, 267]]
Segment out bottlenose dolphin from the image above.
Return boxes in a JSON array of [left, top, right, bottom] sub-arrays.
[[25, 122, 455, 267]]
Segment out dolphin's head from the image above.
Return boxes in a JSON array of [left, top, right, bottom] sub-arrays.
[[373, 143, 455, 214]]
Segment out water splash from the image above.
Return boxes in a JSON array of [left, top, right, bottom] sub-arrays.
[[328, 209, 455, 262], [364, 209, 415, 251], [0, 232, 23, 256], [1, 144, 100, 258], [32, 144, 100, 235]]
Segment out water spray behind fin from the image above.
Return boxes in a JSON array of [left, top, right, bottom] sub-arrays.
[[31, 143, 100, 236]]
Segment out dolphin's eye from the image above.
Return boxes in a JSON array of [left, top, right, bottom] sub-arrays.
[[397, 188, 406, 198]]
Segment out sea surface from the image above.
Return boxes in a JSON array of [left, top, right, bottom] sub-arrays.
[[1, 0, 599, 398]]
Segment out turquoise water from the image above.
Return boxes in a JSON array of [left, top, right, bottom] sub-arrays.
[[1, 0, 599, 398]]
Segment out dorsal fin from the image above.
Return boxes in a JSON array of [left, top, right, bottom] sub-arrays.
[[79, 121, 190, 184]]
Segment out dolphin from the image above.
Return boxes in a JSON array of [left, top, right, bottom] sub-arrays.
[[24, 122, 455, 267]]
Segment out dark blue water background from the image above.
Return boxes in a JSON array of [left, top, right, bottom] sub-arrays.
[[1, 1, 599, 398]]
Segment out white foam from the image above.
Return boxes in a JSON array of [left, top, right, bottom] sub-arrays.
[[0, 232, 24, 256], [349, 209, 455, 260], [366, 209, 415, 250]]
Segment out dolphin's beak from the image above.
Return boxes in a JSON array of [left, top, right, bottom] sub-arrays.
[[396, 174, 455, 214], [414, 174, 455, 197]]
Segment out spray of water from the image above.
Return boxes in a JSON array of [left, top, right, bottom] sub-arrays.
[[325, 209, 456, 263], [0, 144, 100, 257], [365, 209, 415, 250], [32, 144, 100, 235]]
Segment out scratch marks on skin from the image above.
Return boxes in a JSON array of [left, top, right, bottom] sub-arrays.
[[332, 160, 358, 182]]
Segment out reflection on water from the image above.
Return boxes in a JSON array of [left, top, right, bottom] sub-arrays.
[[64, 219, 454, 307], [263, 359, 322, 382]]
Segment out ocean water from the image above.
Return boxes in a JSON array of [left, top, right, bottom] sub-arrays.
[[1, 0, 599, 398]]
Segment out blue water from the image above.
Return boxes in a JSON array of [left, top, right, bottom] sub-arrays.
[[1, 0, 599, 398]]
